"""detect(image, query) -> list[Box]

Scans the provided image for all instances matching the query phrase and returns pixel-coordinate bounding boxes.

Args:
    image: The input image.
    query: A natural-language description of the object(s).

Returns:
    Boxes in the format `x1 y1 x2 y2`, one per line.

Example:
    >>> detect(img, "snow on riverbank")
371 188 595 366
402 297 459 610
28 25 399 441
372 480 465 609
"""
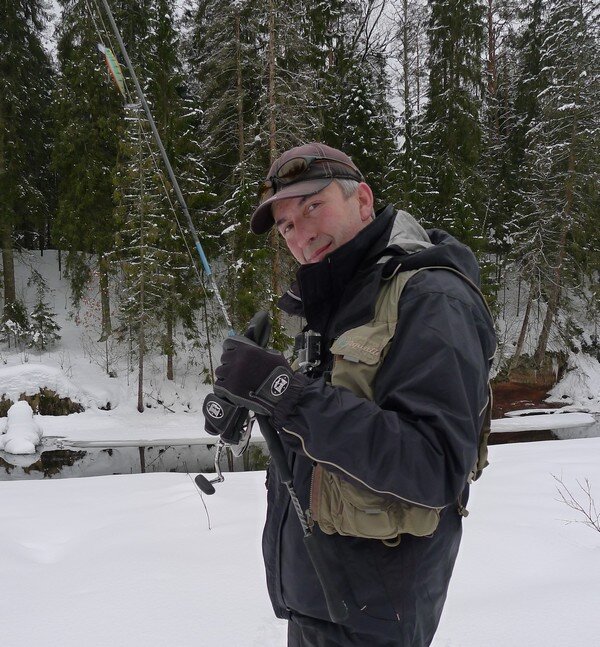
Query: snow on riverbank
1 437 600 646
0 362 111 409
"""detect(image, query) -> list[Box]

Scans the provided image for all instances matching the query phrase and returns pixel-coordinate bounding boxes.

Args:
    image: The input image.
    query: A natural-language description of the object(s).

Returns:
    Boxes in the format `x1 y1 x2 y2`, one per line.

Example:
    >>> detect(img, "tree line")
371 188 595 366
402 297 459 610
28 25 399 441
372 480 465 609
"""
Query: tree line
1 0 599 391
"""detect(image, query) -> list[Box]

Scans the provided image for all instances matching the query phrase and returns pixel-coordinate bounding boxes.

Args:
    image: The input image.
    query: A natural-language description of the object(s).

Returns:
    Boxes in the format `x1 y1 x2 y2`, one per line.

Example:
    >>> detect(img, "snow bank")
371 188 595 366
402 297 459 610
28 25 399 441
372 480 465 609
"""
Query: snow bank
547 352 600 412
0 363 105 409
0 401 43 454
1 438 600 646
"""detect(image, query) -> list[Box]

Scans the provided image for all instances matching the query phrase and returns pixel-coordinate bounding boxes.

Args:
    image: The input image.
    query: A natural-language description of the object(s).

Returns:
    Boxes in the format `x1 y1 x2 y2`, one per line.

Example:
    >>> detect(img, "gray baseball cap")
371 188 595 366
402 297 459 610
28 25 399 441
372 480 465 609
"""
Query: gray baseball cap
250 142 364 234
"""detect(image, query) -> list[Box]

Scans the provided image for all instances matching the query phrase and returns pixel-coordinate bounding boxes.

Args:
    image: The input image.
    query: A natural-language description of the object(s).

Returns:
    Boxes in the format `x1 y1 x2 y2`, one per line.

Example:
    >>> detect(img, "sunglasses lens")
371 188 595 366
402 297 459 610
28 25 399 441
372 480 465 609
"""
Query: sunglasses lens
259 182 274 204
277 157 310 181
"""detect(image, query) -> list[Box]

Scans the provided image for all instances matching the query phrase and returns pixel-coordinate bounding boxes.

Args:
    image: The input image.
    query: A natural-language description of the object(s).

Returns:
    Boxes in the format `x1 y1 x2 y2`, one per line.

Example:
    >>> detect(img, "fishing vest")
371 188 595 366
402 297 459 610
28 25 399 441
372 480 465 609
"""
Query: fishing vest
308 266 492 546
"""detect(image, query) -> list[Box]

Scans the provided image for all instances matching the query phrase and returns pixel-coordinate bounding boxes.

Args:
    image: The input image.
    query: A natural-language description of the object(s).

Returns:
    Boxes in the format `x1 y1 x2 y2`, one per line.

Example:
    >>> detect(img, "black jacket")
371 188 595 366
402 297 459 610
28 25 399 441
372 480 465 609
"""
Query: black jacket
264 206 496 645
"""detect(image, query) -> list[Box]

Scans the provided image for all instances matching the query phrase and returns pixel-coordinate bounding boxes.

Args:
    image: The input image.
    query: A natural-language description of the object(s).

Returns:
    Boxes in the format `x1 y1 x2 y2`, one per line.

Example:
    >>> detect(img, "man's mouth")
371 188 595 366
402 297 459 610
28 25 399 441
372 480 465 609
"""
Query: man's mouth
307 242 332 263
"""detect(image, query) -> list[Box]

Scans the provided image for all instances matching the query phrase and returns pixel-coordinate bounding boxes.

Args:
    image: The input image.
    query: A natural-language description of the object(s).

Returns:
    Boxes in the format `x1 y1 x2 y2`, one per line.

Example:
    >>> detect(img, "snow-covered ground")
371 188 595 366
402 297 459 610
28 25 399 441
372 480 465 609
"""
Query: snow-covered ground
2 251 600 644
1 437 600 646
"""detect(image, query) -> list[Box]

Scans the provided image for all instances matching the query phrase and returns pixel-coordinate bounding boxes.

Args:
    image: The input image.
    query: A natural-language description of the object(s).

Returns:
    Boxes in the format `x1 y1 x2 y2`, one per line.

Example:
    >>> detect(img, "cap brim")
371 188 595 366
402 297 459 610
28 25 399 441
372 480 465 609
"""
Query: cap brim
250 178 334 235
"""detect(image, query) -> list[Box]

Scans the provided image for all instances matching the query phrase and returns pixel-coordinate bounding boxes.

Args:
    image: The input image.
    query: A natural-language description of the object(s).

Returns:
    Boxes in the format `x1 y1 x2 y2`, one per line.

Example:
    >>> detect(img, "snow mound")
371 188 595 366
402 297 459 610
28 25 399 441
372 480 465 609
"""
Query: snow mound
547 352 600 412
0 363 106 410
0 401 43 454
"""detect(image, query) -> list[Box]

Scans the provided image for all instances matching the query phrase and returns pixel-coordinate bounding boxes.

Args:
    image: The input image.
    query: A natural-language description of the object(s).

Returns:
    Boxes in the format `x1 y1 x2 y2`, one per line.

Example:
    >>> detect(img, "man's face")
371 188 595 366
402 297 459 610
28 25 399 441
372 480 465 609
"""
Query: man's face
272 181 374 265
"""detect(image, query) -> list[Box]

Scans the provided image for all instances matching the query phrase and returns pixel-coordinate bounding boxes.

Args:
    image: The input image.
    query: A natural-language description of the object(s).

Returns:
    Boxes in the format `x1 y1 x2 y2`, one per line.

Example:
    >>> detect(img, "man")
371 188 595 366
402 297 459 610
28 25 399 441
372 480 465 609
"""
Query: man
211 143 496 646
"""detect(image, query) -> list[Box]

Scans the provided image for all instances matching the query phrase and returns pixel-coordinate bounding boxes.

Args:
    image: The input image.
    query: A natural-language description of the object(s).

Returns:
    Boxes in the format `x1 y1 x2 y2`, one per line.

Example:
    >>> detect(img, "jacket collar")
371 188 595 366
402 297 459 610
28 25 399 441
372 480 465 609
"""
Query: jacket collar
279 205 396 332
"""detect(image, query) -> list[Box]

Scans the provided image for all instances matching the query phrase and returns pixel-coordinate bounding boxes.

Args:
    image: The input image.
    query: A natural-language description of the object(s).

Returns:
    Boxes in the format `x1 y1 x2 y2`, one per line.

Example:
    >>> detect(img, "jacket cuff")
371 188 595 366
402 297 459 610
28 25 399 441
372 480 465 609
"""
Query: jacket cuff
271 372 310 431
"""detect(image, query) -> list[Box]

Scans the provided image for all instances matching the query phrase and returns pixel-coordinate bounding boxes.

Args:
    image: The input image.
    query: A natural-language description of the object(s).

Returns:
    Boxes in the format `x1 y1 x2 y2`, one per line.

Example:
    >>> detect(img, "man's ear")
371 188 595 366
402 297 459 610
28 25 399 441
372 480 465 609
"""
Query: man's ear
357 182 374 221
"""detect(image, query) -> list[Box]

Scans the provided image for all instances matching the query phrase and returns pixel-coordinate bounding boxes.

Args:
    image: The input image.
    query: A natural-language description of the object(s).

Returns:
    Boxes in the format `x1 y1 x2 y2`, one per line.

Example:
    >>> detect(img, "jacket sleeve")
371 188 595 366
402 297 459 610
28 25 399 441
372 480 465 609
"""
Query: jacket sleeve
272 276 495 508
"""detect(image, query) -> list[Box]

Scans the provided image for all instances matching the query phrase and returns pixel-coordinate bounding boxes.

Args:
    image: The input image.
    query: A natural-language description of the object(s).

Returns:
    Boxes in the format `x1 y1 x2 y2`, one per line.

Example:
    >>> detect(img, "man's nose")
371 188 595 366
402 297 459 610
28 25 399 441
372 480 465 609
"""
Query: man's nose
293 217 316 248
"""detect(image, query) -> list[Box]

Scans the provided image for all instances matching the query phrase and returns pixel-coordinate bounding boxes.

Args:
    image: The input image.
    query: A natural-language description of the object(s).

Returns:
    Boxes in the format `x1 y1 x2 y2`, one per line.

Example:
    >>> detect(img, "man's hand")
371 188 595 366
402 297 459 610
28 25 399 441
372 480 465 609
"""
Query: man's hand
214 336 293 416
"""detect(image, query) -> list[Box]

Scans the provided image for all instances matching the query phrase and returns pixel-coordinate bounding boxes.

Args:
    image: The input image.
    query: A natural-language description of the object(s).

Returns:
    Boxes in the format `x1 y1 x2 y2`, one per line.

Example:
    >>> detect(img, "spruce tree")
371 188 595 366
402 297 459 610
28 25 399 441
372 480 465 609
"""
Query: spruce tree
28 271 61 351
480 0 520 258
53 0 122 338
517 0 599 367
414 0 486 252
113 103 175 410
0 0 54 312
103 0 210 396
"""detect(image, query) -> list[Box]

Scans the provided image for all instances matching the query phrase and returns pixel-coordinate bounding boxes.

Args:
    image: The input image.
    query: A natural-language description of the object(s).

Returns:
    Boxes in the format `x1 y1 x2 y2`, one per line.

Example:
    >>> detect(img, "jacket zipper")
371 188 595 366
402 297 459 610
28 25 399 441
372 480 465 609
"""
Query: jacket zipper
276 450 295 612
282 426 445 513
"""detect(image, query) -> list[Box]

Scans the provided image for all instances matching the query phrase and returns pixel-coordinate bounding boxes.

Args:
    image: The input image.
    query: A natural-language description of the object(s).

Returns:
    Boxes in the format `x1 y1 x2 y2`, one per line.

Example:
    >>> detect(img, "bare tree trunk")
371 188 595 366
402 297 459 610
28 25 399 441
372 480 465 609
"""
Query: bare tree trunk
486 0 497 100
0 102 15 311
137 269 145 413
533 121 576 368
1 222 16 310
137 318 145 413
513 281 534 364
98 252 112 342
402 0 410 114
230 9 245 329
137 124 145 414
267 0 281 333
236 10 245 170
166 310 174 381
415 25 421 115
533 223 568 368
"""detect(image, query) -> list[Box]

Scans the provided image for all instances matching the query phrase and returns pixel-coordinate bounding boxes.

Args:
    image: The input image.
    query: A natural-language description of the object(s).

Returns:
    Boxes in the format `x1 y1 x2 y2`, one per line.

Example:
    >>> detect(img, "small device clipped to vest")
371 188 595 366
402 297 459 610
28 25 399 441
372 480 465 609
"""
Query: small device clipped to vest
295 330 322 374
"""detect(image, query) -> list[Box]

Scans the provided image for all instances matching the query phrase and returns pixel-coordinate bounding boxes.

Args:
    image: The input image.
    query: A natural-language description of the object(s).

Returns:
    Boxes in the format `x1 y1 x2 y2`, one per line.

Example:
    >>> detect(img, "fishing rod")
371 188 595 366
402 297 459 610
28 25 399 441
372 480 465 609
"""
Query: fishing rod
98 0 233 335
93 2 349 623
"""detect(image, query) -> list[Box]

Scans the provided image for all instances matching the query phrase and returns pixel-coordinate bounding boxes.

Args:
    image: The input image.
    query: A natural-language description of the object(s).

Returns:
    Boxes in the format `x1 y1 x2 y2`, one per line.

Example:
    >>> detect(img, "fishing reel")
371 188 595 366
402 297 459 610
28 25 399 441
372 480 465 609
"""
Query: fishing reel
195 311 271 496
195 394 256 494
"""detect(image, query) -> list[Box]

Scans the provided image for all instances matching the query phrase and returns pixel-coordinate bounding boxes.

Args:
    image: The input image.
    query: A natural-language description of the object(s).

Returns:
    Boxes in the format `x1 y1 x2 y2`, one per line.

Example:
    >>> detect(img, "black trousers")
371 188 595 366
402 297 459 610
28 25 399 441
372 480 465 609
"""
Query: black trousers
287 615 402 647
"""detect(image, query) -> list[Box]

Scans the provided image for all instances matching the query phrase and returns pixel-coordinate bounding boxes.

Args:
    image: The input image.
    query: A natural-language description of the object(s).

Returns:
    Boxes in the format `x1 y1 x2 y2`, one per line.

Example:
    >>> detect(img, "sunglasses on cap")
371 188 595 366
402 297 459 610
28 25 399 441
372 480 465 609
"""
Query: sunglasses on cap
258 155 363 204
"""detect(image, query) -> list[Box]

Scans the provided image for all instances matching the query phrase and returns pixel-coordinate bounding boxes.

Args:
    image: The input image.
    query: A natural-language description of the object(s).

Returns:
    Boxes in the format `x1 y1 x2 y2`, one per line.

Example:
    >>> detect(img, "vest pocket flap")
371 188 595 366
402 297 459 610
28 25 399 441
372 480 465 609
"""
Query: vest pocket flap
330 324 393 365
311 464 441 541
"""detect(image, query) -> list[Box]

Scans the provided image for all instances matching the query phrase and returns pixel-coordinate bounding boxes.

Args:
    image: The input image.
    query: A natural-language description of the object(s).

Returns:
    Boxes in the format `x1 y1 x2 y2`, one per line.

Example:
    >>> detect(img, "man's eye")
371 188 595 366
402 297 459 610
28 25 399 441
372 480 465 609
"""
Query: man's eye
282 223 293 235
307 202 320 213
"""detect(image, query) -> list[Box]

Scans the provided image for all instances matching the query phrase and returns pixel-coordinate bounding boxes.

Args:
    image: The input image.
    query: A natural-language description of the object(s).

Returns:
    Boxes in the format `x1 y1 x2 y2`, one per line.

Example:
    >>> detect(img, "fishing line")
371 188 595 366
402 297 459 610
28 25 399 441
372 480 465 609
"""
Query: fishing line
85 0 226 341
89 0 234 334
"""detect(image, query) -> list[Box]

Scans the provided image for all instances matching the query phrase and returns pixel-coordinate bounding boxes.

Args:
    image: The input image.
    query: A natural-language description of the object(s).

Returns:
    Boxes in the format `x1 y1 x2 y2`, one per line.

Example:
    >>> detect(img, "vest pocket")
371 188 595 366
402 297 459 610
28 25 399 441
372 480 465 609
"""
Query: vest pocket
330 323 393 400
310 464 441 542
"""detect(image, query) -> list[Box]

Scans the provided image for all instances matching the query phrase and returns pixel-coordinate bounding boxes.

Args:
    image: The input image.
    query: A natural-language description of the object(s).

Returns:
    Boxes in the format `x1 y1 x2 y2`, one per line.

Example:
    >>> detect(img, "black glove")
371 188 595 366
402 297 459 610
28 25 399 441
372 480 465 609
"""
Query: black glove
214 335 293 416
203 393 250 444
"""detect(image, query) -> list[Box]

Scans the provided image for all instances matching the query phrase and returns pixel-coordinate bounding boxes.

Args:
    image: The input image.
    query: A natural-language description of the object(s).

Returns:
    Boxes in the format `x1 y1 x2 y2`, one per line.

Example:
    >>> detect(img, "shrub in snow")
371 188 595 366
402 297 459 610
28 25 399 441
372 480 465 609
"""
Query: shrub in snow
0 401 43 455
0 300 31 349
28 299 61 350
27 269 61 350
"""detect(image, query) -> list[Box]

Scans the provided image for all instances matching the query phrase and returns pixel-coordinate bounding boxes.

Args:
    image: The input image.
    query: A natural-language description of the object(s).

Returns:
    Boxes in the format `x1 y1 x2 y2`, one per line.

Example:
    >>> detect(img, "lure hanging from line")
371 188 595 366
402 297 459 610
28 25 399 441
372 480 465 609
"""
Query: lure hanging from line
97 43 126 97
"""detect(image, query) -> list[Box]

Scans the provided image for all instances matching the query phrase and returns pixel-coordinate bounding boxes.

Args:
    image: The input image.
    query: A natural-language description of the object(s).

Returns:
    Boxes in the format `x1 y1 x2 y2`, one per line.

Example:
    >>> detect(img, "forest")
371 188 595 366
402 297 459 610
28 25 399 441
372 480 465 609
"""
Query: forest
1 0 599 395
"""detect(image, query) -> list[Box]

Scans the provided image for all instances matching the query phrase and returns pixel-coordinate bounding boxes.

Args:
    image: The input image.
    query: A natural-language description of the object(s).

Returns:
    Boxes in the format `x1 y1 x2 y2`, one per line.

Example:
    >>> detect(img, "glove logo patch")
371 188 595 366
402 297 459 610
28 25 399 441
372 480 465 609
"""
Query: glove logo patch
271 373 290 397
206 401 224 419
